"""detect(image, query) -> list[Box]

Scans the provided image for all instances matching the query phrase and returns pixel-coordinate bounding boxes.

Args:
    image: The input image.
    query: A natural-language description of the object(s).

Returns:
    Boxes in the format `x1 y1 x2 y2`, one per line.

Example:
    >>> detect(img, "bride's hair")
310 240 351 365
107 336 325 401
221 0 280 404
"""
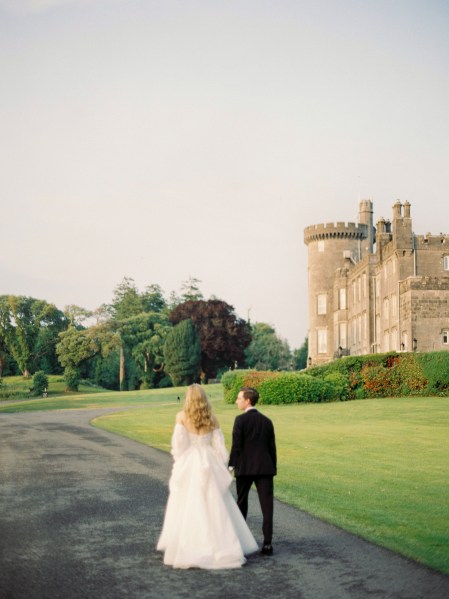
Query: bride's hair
184 384 214 430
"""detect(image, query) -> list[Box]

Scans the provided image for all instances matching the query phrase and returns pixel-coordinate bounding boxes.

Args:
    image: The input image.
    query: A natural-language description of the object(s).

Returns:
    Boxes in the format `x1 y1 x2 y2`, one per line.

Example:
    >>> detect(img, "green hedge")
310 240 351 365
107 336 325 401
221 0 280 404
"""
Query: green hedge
222 352 449 405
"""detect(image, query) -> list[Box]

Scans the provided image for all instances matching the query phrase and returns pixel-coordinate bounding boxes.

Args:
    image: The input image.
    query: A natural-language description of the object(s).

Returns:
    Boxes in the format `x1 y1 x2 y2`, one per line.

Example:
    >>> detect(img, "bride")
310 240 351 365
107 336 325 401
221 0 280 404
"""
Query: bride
157 384 258 569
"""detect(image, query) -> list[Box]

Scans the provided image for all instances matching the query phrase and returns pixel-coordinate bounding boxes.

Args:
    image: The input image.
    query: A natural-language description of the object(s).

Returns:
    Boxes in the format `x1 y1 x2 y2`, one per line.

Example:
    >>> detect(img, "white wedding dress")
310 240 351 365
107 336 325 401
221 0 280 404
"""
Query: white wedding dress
157 423 258 569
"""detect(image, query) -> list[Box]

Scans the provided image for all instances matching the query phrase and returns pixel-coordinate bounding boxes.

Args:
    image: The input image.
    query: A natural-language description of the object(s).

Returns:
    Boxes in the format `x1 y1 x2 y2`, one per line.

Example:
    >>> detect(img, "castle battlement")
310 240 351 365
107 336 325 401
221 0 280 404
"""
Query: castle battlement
304 222 368 245
415 235 449 248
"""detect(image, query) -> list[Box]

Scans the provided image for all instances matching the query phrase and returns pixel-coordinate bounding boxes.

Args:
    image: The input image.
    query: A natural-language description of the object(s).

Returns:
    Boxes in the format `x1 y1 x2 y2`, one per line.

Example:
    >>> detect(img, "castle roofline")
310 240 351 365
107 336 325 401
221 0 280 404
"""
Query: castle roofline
304 222 368 245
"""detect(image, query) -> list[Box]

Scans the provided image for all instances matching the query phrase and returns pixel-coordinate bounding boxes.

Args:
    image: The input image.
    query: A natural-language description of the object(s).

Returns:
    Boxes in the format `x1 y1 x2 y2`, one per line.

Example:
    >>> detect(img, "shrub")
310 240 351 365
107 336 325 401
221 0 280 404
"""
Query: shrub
258 373 333 404
323 372 351 401
64 366 81 391
222 370 280 403
32 371 48 396
417 352 449 394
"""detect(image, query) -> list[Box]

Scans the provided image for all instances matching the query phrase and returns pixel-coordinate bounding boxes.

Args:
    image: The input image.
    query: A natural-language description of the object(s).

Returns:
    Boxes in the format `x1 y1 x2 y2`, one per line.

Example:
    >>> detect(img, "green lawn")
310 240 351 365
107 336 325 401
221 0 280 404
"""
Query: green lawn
0 374 105 402
2 385 448 575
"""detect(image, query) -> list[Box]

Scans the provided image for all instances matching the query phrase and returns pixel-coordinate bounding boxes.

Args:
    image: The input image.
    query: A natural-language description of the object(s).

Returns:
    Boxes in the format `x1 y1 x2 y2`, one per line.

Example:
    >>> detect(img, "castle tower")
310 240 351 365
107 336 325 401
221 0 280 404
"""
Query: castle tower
358 199 374 255
304 211 368 365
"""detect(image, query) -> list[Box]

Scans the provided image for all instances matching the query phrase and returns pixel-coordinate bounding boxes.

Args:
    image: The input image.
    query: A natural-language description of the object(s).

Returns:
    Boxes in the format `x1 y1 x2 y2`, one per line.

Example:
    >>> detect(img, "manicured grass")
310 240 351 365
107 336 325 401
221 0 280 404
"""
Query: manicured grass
0 374 105 402
92 394 449 576
0 384 224 413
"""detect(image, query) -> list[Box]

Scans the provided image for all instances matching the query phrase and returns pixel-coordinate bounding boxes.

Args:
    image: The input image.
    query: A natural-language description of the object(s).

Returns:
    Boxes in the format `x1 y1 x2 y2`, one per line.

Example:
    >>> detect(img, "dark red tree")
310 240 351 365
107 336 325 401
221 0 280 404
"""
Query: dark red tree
169 299 251 380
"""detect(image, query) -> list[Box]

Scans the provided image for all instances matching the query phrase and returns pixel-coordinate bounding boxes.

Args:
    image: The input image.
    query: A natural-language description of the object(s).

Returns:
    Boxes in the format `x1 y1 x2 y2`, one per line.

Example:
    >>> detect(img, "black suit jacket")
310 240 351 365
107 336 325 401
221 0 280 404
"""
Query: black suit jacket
229 409 277 477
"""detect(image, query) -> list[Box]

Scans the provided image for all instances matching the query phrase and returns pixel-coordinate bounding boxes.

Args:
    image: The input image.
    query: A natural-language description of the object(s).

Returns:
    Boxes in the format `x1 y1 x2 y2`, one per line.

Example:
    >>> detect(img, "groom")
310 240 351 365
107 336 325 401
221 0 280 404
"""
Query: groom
229 387 277 555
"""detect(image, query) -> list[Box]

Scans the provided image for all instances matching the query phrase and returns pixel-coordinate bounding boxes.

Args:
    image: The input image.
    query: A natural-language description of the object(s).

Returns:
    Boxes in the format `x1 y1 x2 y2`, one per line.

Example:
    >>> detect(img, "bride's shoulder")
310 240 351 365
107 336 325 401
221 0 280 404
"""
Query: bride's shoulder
211 414 220 430
175 411 186 426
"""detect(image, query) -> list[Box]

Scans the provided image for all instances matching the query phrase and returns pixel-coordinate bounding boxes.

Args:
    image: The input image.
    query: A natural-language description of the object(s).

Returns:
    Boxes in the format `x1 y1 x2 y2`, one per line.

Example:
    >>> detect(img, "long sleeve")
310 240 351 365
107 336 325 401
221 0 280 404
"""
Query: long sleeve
170 423 189 461
211 428 228 464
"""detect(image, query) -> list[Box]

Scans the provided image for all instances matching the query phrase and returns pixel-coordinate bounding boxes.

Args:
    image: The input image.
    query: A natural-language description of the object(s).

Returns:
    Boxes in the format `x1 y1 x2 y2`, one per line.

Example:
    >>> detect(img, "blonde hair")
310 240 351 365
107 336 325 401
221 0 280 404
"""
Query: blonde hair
184 384 215 431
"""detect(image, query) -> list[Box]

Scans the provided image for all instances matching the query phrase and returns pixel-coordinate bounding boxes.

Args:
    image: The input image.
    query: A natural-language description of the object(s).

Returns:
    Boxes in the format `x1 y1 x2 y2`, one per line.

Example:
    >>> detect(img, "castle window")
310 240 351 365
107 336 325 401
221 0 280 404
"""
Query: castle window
443 330 449 345
383 298 389 320
391 294 397 318
317 294 327 315
362 273 367 299
363 312 367 340
352 281 356 303
339 288 346 310
339 323 347 348
357 277 361 302
317 329 327 353
444 255 449 271
318 240 325 252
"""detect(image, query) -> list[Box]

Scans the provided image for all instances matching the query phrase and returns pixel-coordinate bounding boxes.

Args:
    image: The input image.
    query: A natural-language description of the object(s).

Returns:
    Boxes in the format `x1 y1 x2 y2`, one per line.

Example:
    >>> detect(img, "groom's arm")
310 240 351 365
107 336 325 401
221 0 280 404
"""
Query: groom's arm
228 416 242 470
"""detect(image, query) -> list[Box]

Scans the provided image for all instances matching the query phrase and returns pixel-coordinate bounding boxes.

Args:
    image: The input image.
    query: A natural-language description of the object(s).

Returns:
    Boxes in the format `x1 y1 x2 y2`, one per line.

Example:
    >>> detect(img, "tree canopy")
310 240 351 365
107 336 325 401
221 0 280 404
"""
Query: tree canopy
245 322 291 371
163 319 201 386
0 295 68 376
170 299 251 380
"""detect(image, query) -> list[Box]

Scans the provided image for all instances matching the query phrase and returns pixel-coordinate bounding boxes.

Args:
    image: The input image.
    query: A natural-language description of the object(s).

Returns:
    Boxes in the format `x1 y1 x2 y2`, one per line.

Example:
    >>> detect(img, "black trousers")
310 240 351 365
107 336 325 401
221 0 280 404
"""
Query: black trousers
236 475 274 545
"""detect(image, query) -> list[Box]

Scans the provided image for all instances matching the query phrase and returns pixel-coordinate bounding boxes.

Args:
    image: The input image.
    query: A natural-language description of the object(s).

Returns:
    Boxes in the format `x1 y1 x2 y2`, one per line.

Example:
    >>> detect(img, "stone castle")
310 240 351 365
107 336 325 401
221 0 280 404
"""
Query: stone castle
304 200 449 366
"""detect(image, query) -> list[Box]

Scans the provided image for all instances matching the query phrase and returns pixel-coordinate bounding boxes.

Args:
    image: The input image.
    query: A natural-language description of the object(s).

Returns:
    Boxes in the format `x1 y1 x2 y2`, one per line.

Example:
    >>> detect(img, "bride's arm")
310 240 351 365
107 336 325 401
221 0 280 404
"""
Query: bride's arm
211 427 229 464
171 413 189 460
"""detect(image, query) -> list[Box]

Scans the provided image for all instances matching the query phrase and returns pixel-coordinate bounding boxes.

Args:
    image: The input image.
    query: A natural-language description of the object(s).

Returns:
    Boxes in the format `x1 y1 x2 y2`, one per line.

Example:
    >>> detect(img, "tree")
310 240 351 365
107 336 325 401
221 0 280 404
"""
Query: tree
293 337 308 370
56 324 119 390
164 319 201 386
169 299 251 380
141 284 167 313
245 323 291 371
0 295 68 376
180 277 204 302
110 277 144 320
116 312 172 389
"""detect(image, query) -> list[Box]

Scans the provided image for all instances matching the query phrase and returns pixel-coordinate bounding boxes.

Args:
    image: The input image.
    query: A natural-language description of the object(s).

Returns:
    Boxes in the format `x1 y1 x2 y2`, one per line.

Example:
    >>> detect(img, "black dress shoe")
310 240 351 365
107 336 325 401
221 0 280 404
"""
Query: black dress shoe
260 544 273 555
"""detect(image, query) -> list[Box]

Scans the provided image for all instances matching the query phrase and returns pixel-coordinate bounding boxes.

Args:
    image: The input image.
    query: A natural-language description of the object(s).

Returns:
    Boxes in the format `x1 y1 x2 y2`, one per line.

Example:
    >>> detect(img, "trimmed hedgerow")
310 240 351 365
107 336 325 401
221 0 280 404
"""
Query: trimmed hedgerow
417 351 449 394
222 370 281 404
258 373 332 404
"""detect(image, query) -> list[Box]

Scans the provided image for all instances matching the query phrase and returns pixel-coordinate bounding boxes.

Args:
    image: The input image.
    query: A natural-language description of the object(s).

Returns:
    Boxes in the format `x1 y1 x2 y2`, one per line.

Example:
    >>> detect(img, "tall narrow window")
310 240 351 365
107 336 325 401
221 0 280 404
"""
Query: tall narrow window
444 256 449 271
339 288 346 310
318 240 325 252
317 329 327 353
443 330 449 345
339 323 347 348
317 294 327 315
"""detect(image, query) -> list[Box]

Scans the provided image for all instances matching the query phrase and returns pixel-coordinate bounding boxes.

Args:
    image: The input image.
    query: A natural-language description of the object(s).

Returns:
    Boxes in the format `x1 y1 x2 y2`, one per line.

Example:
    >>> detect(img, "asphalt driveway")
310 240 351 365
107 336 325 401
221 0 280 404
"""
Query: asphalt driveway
0 409 448 599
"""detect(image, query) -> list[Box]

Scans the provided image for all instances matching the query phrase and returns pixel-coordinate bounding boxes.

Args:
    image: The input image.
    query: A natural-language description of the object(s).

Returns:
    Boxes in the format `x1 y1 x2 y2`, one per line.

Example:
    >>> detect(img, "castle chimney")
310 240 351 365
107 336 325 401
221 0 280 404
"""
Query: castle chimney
393 200 402 220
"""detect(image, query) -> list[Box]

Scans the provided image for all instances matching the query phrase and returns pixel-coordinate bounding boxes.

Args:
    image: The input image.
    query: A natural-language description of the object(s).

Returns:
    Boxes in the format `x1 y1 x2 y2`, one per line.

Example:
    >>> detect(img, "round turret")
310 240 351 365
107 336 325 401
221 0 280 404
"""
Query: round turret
304 221 368 365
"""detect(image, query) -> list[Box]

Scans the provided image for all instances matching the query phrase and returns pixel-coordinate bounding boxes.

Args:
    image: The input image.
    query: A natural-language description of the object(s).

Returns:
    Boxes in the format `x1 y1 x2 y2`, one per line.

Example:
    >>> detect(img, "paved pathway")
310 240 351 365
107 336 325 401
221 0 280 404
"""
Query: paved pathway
1 409 448 599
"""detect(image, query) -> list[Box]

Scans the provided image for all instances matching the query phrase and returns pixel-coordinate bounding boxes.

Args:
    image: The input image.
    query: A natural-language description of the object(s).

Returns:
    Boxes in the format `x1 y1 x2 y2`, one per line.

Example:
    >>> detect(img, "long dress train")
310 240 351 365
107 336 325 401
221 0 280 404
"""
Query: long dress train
156 423 258 569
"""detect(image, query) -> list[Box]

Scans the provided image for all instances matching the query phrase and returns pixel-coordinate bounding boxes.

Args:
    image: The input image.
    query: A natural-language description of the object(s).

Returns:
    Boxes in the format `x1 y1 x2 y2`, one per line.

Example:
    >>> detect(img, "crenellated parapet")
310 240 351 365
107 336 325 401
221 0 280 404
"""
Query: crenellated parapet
304 222 368 245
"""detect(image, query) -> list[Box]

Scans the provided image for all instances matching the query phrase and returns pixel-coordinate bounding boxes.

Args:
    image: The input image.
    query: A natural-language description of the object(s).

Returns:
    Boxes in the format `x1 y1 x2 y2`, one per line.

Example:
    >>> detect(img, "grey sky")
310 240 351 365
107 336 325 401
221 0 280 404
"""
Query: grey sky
1 0 449 349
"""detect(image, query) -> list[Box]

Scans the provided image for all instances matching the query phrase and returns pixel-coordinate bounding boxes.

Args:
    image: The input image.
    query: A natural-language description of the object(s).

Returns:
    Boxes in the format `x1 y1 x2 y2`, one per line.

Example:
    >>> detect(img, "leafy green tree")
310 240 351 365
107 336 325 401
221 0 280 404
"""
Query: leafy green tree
169 299 251 381
164 319 201 386
0 295 68 376
110 277 144 320
180 277 204 302
245 322 291 371
293 337 308 370
141 284 167 313
56 324 119 390
117 312 171 389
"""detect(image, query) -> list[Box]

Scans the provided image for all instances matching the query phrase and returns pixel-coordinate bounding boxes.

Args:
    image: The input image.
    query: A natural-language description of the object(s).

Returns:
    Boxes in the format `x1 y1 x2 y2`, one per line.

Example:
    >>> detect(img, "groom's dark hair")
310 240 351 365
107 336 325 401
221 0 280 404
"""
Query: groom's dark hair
240 387 259 406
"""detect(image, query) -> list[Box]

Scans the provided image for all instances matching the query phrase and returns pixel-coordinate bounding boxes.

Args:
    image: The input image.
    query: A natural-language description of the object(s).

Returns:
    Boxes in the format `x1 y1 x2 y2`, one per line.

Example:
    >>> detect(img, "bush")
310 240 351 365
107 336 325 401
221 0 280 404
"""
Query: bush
32 371 48 396
258 373 333 404
323 372 351 401
417 352 449 394
64 366 81 391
